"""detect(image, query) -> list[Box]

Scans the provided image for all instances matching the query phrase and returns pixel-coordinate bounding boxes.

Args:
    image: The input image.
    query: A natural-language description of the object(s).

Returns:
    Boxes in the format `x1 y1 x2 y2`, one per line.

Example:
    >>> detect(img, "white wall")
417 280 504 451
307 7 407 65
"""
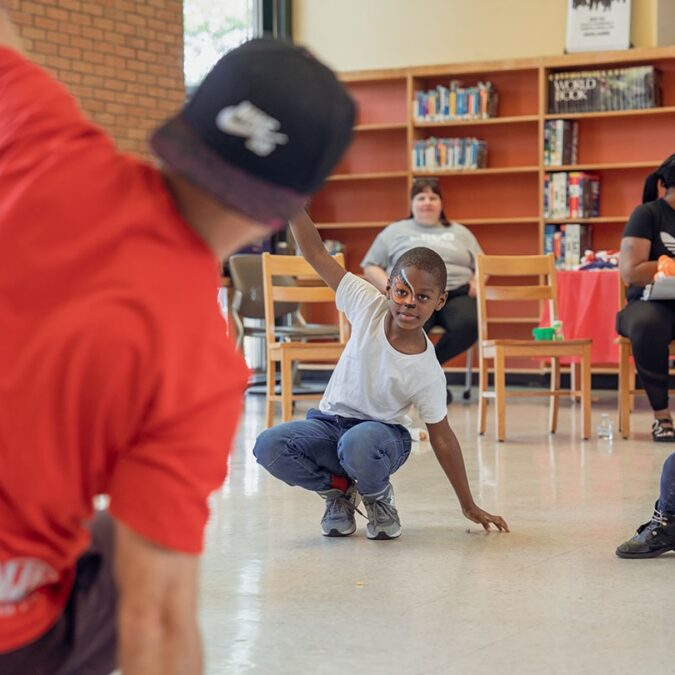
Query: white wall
294 0 661 72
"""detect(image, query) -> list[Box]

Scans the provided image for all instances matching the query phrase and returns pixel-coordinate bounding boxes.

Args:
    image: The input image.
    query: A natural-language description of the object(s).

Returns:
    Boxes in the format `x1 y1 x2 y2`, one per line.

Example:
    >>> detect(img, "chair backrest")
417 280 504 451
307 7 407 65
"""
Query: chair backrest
261 253 349 346
229 254 297 320
475 253 558 342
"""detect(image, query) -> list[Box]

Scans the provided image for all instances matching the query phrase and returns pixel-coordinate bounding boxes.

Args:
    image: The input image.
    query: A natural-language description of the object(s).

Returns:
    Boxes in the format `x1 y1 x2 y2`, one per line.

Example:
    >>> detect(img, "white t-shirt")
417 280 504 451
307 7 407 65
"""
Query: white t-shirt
319 273 448 427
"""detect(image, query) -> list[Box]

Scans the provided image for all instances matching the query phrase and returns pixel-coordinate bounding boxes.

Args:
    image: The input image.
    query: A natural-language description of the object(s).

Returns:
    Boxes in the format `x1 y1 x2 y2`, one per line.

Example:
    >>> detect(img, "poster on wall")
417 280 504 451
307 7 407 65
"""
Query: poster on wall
566 0 632 53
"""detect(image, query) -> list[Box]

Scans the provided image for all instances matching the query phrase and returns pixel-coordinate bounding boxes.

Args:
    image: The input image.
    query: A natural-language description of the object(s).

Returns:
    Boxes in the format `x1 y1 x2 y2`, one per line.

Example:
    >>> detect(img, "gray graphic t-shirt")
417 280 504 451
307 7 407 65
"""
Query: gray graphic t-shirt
360 219 483 291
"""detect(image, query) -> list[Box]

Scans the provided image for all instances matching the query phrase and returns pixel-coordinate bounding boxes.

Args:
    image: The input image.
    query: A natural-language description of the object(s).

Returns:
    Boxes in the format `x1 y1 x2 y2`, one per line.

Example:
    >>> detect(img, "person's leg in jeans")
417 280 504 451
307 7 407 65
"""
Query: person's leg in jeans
616 453 675 558
337 421 411 540
253 411 345 491
617 299 675 439
658 453 675 514
253 410 359 536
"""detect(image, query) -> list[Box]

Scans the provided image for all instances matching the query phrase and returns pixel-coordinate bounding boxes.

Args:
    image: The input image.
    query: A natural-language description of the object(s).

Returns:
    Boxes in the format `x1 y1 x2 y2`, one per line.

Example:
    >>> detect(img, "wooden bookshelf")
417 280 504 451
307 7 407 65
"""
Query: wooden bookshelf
307 46 675 373
414 166 539 177
353 122 408 131
544 105 675 120
551 161 664 172
413 114 539 128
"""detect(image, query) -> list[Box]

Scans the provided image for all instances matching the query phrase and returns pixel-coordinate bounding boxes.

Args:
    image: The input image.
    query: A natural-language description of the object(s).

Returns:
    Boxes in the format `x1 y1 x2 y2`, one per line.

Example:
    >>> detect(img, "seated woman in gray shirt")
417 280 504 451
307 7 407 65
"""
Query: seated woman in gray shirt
361 178 483 404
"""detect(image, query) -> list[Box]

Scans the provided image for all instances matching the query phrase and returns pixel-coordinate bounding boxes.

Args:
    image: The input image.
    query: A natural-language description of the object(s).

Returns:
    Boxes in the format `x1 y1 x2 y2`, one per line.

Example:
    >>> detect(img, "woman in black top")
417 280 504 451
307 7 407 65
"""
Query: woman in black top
617 154 675 441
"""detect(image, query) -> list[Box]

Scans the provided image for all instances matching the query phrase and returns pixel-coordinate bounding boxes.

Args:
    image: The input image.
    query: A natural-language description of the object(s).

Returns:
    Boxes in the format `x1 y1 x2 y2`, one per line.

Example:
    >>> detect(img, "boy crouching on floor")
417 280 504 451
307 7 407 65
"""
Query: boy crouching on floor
253 210 508 540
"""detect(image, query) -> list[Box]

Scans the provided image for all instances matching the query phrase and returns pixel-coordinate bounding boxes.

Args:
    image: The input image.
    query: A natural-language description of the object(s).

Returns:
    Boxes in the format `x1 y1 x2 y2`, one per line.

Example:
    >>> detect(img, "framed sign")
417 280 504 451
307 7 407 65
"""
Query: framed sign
566 0 632 53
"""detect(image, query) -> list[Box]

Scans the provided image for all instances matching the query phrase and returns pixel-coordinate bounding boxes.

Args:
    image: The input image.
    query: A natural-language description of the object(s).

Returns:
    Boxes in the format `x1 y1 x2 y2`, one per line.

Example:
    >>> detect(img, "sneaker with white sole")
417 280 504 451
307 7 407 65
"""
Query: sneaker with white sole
318 484 360 537
362 483 401 540
616 501 675 558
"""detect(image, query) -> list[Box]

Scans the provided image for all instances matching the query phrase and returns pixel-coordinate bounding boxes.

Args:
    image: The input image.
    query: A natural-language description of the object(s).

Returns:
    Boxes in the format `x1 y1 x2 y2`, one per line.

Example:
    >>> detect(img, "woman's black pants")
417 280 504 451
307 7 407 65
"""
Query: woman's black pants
616 299 675 412
424 284 478 368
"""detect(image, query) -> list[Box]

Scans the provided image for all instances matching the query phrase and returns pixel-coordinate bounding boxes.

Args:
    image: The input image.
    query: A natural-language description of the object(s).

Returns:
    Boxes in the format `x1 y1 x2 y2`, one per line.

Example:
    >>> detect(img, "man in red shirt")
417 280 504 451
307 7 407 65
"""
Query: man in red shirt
0 7 355 674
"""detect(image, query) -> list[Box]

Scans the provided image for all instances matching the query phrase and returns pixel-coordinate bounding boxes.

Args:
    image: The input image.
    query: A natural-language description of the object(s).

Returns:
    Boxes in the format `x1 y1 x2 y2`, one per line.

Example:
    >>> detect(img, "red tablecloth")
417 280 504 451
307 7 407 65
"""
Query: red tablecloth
541 269 620 364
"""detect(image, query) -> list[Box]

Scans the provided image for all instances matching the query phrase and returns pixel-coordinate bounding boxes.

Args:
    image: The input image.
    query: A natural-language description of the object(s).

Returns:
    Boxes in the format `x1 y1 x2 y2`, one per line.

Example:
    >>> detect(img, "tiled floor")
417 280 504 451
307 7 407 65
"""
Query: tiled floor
199 391 674 674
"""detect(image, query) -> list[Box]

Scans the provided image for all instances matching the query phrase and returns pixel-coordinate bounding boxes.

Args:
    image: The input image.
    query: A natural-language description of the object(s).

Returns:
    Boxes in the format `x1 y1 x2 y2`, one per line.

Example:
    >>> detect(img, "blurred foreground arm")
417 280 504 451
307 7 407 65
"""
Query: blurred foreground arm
115 520 202 675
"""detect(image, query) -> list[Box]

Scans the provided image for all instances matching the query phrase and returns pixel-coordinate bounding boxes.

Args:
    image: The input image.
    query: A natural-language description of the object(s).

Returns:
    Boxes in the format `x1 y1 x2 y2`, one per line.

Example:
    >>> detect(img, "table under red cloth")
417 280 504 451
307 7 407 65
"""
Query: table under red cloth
540 269 620 364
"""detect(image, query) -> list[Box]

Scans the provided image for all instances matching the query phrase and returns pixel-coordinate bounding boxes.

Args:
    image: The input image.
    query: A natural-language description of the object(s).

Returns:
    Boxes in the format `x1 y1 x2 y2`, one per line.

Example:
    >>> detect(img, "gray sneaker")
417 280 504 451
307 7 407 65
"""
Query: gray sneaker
318 484 360 537
362 483 401 540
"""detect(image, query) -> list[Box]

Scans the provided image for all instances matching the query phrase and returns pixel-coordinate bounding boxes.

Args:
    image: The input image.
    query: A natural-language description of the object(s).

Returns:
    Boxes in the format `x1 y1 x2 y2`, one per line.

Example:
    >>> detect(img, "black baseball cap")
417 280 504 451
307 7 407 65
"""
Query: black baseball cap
150 38 356 229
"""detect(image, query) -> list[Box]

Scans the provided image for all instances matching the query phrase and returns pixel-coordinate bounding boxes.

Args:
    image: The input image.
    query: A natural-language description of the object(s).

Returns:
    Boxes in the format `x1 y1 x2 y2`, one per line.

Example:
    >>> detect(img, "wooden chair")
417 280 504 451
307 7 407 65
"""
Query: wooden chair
476 253 592 441
262 253 348 427
229 254 341 351
616 281 675 439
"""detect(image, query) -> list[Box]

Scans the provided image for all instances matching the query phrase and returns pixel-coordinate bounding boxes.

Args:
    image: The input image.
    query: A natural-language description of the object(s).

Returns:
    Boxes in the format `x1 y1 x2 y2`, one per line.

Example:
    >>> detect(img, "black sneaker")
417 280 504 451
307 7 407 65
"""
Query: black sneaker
616 502 675 559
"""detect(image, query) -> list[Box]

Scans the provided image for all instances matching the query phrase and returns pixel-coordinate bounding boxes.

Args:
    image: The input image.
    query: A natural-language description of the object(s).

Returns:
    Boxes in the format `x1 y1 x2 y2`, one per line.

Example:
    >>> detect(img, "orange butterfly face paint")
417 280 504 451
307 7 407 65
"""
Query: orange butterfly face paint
390 269 416 307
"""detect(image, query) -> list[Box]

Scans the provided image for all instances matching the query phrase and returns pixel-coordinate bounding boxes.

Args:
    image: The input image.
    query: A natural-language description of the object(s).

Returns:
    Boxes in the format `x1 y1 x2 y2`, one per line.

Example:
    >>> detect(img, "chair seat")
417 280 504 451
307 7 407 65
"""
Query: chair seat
268 341 344 361
275 323 340 338
616 335 675 355
482 338 592 357
242 324 340 339
483 338 591 348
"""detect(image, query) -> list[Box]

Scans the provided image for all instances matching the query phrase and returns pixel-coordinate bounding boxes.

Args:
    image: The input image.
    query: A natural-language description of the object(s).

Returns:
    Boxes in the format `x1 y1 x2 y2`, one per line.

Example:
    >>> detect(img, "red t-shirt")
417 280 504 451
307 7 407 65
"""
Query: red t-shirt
0 49 249 651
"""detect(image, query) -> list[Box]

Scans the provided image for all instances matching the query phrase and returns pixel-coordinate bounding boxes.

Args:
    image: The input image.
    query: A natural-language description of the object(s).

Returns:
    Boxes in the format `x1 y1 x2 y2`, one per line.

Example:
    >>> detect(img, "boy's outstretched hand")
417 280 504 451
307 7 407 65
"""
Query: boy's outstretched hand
463 504 510 532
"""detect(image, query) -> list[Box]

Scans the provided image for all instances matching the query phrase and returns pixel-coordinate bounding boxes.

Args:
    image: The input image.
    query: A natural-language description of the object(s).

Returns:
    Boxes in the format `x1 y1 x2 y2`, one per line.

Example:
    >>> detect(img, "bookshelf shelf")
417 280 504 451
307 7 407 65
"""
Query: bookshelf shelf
353 123 408 132
461 217 540 225
548 161 660 172
326 171 408 182
414 166 539 177
413 114 539 128
544 105 675 121
544 216 628 224
306 46 675 374
316 221 386 230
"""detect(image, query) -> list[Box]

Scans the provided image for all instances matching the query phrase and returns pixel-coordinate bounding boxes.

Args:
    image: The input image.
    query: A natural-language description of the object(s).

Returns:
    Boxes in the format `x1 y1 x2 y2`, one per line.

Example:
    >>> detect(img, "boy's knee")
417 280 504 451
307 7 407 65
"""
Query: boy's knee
253 428 288 469
339 423 384 468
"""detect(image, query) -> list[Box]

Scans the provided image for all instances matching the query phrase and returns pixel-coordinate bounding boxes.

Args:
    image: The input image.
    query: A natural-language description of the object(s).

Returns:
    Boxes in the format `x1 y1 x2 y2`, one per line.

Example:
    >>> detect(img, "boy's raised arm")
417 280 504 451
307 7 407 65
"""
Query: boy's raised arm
289 209 346 292
426 418 509 532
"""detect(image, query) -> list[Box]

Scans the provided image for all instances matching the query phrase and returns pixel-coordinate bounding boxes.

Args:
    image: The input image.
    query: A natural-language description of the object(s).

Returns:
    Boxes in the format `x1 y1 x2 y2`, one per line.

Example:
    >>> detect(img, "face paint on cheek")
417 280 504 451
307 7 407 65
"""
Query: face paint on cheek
390 278 410 306
400 269 416 299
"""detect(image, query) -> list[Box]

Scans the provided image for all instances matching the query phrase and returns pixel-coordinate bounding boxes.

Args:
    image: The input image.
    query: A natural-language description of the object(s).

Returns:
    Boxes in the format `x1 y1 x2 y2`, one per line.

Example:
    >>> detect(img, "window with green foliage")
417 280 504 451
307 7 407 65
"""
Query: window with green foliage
184 0 260 89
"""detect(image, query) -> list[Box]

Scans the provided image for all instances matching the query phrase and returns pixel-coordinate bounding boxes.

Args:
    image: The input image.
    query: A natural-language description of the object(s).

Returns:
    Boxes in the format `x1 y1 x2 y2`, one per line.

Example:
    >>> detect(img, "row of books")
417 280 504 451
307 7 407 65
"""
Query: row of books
548 66 662 114
412 137 488 171
544 172 600 219
413 81 498 122
544 223 593 269
544 120 578 167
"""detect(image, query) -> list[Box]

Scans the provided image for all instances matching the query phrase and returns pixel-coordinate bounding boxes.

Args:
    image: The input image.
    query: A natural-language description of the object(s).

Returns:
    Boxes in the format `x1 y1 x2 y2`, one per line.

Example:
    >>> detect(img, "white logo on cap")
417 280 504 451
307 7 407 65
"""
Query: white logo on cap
216 101 289 157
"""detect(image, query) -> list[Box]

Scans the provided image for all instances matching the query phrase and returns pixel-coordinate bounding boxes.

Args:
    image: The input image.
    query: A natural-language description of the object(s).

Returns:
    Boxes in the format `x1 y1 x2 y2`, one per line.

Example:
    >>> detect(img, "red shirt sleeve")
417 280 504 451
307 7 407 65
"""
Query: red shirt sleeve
108 389 244 555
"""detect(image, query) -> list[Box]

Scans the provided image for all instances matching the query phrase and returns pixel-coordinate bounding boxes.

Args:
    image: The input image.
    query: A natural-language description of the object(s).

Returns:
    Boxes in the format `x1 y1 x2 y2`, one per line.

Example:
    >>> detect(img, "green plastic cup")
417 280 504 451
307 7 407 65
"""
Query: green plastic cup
532 327 556 341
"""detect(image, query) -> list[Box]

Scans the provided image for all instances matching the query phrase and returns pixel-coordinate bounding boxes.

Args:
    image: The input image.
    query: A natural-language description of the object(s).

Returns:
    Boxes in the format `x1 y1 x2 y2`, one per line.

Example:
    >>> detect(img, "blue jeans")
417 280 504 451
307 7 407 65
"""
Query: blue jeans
253 409 412 496
659 453 675 513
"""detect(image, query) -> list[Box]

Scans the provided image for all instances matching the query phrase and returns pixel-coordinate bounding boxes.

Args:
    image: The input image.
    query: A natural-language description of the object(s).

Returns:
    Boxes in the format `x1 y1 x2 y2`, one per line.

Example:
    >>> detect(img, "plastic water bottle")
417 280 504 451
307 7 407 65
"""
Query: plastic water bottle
597 414 614 440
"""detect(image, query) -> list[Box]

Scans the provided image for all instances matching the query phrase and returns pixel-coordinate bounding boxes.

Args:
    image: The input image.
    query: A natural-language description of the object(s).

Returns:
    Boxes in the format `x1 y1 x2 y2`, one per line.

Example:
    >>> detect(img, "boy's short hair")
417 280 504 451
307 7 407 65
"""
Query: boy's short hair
390 247 447 292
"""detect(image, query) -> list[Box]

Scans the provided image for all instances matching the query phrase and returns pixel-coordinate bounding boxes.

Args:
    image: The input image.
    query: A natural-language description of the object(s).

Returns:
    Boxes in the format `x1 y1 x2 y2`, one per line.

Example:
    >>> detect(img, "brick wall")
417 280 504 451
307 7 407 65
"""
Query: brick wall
6 0 185 158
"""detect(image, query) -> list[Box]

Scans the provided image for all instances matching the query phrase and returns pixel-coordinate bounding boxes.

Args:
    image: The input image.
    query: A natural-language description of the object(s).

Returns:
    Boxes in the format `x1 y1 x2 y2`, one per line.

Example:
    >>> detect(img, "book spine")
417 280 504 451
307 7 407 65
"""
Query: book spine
568 172 580 219
544 224 557 256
